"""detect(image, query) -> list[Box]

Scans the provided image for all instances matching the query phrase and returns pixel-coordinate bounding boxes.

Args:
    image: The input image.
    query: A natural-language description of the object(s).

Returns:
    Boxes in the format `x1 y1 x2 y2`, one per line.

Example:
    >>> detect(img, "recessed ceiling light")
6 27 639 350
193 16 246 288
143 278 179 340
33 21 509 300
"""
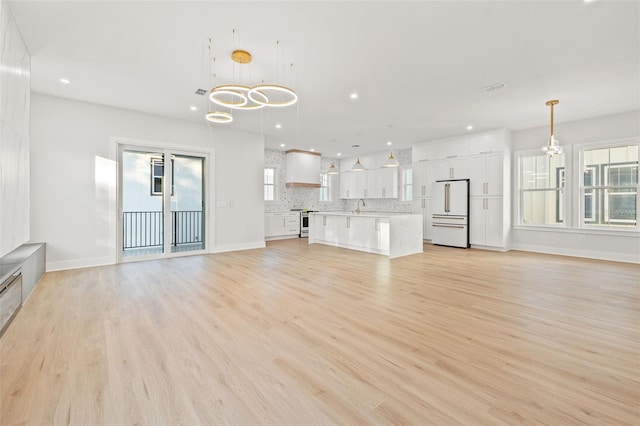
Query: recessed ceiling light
349 92 358 100
280 143 285 147
59 78 70 84
387 141 392 146
190 106 198 111
466 125 473 130
337 153 342 156
310 148 315 152
275 123 282 129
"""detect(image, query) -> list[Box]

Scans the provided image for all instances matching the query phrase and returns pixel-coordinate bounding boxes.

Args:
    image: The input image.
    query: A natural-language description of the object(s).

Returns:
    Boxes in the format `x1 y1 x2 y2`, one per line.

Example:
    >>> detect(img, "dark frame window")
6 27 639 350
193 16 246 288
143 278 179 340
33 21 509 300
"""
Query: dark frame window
150 157 174 196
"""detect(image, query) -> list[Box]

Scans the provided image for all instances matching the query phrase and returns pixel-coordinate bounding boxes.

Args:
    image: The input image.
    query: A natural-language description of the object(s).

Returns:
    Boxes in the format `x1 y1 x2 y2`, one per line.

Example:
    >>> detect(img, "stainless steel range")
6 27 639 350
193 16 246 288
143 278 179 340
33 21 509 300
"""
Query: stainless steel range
291 209 316 238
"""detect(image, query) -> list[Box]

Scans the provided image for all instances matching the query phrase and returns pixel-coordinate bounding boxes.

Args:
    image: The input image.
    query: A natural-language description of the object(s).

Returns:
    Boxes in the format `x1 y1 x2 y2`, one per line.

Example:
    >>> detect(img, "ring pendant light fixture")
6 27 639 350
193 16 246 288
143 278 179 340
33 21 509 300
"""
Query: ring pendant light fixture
205 34 298 124
541 99 563 156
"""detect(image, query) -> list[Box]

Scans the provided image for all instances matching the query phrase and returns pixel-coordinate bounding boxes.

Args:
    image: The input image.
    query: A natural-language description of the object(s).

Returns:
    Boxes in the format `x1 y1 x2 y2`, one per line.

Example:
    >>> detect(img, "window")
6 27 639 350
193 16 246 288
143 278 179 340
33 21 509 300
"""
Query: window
319 173 331 202
401 165 413 201
519 152 565 225
581 145 638 227
264 167 276 201
150 157 174 196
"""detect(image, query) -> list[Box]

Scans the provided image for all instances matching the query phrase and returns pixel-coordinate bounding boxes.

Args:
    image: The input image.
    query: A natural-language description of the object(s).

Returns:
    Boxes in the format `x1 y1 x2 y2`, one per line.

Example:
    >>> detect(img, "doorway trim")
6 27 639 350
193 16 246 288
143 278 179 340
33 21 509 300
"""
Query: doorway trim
113 137 214 264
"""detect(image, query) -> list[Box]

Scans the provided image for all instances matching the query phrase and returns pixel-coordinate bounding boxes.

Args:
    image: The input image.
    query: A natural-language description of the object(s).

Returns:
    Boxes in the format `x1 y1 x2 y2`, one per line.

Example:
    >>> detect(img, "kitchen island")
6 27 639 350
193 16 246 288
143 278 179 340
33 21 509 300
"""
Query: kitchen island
309 212 423 258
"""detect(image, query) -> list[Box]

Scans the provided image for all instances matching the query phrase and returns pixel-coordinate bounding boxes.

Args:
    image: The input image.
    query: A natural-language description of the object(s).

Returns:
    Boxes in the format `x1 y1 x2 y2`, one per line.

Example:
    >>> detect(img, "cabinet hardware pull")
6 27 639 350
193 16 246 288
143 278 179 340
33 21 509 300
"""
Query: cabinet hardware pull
446 155 457 159
432 215 464 220
375 219 380 231
323 216 326 226
433 224 465 229
480 150 492 154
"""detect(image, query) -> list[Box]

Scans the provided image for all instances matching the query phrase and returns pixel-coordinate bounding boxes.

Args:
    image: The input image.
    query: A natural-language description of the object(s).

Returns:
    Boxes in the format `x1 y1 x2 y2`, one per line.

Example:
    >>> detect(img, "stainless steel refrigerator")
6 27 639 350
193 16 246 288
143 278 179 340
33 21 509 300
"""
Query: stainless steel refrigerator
431 179 470 248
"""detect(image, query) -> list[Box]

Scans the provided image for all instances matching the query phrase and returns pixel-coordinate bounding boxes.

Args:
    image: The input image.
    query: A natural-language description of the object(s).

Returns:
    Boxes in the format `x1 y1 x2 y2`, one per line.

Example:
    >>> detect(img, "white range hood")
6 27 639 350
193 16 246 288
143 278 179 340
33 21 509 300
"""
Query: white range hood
285 149 321 188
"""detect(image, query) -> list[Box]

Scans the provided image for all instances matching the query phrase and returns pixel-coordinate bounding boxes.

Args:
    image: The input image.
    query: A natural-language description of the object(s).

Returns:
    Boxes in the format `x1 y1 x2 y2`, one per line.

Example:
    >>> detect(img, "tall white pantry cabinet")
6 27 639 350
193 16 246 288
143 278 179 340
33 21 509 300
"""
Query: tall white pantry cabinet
412 128 511 250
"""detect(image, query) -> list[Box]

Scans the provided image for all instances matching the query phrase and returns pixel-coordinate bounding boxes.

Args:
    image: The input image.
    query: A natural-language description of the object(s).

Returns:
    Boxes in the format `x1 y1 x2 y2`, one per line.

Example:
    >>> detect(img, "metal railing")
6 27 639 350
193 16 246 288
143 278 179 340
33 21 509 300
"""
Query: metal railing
123 211 203 250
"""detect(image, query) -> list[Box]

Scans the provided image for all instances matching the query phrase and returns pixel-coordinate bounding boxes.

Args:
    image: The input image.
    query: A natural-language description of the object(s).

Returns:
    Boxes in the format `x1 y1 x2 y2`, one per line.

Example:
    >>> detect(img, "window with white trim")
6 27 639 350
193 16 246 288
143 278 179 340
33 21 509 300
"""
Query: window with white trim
581 145 638 228
519 152 566 225
264 167 277 201
401 165 413 201
319 173 331 202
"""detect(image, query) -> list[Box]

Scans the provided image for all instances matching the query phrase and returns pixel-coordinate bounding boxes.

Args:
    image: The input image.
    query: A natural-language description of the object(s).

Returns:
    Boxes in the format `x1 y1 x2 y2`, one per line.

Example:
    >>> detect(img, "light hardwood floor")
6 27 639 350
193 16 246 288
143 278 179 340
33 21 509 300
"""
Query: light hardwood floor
1 240 638 425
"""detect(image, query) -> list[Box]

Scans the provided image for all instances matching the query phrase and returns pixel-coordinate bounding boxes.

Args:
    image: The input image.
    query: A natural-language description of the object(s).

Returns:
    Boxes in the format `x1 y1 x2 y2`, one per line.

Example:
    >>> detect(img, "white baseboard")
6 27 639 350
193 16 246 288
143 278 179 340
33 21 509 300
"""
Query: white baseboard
511 243 639 264
47 256 116 272
210 241 266 253
45 242 267 271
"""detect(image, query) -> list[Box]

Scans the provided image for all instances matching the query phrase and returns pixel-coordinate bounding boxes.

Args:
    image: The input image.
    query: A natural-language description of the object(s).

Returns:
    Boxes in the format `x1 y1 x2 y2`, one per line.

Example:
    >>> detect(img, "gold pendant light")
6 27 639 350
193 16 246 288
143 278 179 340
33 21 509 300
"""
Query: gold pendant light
351 157 365 172
327 161 339 175
382 151 400 168
541 99 563 156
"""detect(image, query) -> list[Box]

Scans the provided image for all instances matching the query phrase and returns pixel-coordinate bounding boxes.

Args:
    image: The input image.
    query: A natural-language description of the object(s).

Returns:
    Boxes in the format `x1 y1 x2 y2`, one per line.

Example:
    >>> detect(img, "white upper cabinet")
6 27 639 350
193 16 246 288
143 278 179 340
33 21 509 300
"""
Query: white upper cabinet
412 144 436 162
339 152 399 199
435 139 469 160
435 156 470 180
340 171 354 199
470 153 504 196
377 168 398 199
467 128 510 155
413 160 436 198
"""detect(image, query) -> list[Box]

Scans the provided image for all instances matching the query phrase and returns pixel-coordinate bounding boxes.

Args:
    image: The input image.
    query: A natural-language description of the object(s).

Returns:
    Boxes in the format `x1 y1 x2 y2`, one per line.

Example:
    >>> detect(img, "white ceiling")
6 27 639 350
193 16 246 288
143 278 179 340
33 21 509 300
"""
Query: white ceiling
8 0 640 157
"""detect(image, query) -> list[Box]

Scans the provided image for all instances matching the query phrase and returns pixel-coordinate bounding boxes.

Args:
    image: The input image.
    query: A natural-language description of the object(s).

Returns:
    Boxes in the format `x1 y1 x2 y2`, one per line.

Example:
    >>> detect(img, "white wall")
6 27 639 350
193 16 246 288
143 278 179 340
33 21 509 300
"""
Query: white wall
30 93 265 271
511 110 640 263
0 0 30 257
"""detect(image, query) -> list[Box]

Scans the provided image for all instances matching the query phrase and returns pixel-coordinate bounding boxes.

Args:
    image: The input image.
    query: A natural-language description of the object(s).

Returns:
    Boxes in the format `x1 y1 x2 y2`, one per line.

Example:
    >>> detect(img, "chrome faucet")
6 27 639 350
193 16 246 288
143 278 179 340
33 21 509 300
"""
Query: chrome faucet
356 198 366 214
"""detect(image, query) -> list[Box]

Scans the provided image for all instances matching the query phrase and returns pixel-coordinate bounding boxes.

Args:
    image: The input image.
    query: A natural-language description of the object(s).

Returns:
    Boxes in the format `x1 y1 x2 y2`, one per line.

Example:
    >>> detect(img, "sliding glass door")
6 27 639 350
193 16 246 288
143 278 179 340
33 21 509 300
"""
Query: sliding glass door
119 145 206 261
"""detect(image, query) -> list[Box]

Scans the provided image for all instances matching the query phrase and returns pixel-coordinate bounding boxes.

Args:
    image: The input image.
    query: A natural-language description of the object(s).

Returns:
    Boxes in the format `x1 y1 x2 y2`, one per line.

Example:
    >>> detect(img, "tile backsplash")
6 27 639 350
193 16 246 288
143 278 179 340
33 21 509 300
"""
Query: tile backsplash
264 148 412 213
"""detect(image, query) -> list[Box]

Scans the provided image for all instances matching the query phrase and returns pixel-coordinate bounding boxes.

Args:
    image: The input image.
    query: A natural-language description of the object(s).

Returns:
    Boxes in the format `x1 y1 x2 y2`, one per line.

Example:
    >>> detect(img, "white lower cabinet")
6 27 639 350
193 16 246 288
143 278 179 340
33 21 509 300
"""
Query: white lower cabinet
412 198 433 241
265 212 300 238
347 216 389 252
310 213 422 258
470 197 504 248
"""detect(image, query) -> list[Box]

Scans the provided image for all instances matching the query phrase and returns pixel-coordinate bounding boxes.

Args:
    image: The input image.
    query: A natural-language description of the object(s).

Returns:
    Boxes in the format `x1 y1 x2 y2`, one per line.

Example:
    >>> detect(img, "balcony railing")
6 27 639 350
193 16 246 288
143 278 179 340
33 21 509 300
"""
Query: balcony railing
123 211 203 250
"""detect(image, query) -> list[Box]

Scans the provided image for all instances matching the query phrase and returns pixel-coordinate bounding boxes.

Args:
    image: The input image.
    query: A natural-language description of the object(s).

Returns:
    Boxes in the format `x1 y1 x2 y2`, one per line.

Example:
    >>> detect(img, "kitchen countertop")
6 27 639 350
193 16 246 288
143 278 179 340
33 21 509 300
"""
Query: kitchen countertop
311 211 418 218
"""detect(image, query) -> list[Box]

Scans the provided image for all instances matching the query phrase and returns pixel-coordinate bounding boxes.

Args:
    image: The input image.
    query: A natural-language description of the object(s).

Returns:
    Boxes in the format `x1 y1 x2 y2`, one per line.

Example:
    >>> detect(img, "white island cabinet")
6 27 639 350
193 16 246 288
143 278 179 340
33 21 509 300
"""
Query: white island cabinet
309 212 423 258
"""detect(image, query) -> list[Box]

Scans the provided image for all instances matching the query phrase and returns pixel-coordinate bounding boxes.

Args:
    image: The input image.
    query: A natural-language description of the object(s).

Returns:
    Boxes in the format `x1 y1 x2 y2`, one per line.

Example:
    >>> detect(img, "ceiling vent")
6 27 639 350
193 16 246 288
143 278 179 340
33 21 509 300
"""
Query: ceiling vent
194 88 207 96
482 82 507 92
